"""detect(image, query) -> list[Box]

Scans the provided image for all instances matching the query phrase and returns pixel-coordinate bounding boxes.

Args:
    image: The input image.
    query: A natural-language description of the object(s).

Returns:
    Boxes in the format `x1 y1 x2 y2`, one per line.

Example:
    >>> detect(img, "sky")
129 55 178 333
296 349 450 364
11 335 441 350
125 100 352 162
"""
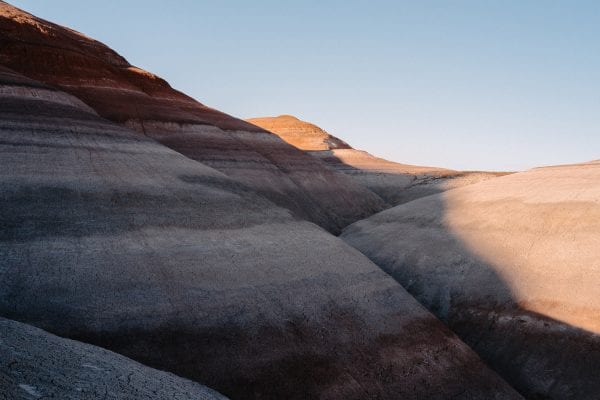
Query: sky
11 0 600 171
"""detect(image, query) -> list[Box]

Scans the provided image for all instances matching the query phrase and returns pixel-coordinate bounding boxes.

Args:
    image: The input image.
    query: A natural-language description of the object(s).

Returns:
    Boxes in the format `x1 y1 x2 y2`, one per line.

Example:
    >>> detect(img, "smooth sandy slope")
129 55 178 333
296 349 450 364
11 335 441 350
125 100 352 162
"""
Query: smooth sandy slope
342 161 600 399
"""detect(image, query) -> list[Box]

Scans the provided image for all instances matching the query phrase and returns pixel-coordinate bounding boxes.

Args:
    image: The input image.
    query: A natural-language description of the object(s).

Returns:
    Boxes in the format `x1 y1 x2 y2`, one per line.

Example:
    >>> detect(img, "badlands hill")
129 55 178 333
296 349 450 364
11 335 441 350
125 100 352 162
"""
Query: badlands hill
0 63 521 400
0 318 228 400
249 115 507 205
342 161 600 399
247 115 352 150
0 1 385 234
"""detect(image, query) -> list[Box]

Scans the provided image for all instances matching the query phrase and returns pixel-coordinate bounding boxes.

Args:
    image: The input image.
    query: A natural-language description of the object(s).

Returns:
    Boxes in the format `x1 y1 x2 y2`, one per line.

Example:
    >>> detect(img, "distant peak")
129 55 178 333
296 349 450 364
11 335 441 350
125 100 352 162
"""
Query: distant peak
246 115 352 151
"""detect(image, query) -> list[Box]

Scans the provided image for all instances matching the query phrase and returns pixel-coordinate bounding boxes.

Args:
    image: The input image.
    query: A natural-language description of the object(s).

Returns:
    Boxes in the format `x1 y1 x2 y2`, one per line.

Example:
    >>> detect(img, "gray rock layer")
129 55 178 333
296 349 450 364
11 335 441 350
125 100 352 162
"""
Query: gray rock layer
0 68 523 399
342 162 600 399
0 318 228 400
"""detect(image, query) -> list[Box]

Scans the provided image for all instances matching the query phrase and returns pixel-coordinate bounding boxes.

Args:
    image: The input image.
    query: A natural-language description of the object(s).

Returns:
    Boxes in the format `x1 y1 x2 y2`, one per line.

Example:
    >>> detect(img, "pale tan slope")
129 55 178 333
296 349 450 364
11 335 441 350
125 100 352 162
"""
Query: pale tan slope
0 318 228 400
342 161 600 400
249 115 507 205
0 68 521 400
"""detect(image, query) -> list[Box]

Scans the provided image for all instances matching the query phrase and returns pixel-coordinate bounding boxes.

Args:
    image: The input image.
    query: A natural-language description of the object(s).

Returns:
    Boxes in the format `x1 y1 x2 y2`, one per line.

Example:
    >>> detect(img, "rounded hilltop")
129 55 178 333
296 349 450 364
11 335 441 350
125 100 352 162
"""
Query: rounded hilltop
247 115 352 151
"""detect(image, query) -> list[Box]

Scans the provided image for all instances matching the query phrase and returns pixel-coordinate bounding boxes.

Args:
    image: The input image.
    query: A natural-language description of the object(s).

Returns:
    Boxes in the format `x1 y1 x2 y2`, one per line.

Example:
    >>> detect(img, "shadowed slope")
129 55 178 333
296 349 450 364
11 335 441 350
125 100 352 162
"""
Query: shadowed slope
313 149 508 205
342 162 600 399
0 318 228 400
248 115 507 206
0 1 385 234
0 68 521 399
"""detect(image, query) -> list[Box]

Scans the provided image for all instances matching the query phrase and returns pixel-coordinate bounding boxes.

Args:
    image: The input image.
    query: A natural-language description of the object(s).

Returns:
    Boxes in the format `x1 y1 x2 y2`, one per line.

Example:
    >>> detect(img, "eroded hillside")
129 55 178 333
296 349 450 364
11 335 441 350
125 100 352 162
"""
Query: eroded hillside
342 161 600 399
248 115 507 206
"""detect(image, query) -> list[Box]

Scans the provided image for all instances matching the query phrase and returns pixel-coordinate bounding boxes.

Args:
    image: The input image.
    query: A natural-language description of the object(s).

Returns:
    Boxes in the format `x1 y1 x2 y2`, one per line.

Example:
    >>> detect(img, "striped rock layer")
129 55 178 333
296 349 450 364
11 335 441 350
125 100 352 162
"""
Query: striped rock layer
246 115 351 151
0 66 521 399
248 115 506 206
0 1 385 234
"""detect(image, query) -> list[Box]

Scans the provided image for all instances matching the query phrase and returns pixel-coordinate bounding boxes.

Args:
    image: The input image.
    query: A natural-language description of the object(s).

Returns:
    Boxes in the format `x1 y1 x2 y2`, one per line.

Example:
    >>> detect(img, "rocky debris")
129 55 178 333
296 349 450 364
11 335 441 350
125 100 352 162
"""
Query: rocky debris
249 116 507 206
0 318 228 400
0 1 386 234
0 66 522 399
342 161 600 399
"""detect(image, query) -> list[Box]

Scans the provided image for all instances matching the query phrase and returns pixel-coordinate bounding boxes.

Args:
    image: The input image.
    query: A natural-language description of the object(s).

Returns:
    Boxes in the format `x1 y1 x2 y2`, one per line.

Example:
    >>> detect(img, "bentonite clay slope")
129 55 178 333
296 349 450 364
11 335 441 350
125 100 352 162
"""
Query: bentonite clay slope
246 115 351 151
0 69 522 400
312 149 508 205
0 2 385 234
0 318 228 400
248 115 507 205
342 162 600 399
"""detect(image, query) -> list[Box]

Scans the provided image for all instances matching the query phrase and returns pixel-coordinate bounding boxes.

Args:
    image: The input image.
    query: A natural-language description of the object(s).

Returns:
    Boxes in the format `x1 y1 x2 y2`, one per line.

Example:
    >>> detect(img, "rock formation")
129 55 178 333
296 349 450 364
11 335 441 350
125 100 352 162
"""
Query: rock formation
0 65 521 399
249 115 507 205
342 161 600 399
0 1 385 234
0 318 228 400
247 115 351 151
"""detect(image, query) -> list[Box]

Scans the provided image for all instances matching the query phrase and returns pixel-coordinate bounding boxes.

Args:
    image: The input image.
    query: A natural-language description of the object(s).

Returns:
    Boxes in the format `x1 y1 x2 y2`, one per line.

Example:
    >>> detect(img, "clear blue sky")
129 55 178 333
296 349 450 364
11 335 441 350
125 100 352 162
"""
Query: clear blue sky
11 1 600 171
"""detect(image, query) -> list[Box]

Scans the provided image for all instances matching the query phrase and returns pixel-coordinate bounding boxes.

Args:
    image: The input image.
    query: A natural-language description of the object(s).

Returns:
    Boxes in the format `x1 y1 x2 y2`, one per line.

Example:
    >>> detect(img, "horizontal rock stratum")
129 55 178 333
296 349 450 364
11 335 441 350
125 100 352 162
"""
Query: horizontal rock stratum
342 161 600 399
248 115 507 206
0 61 522 400
0 1 385 234
246 115 352 151
0 318 228 400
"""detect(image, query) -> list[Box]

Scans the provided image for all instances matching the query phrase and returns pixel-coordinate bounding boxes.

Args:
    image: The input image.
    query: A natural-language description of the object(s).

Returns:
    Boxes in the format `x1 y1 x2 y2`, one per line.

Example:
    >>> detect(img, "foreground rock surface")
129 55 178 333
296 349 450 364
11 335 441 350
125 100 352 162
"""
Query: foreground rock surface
0 318 228 400
0 2 386 234
342 161 600 399
249 115 506 206
0 67 522 399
